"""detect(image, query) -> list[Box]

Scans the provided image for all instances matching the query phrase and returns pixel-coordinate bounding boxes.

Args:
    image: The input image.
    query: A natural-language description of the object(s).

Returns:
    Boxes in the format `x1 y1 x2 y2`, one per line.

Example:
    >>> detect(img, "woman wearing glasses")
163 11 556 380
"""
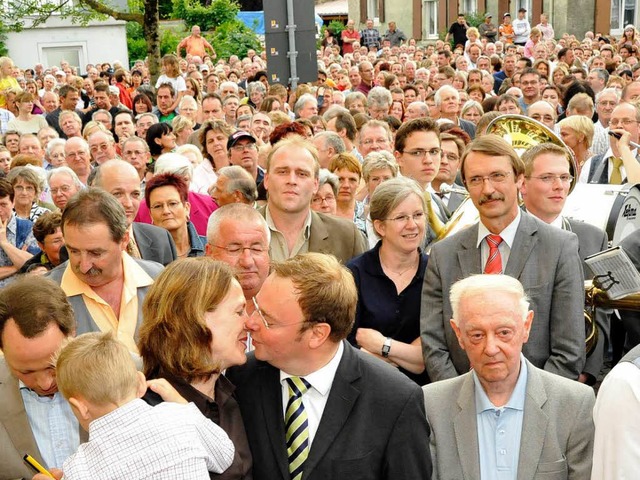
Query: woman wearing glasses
139 257 253 480
346 177 429 384
146 172 206 258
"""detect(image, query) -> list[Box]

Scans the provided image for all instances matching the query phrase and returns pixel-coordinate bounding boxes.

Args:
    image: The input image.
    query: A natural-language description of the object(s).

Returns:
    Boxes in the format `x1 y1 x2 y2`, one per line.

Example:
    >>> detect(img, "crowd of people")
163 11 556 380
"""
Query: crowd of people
2 10 640 479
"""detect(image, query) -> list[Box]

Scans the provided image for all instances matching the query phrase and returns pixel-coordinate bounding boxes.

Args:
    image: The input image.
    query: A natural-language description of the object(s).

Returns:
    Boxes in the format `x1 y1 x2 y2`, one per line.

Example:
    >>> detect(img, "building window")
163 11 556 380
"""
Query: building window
611 0 637 33
42 46 83 70
459 0 476 15
424 0 438 39
515 0 532 16
367 0 377 19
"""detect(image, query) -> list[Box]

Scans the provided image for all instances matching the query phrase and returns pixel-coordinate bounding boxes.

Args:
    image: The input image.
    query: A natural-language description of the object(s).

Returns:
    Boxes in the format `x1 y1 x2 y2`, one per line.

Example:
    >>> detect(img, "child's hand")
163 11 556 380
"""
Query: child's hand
32 468 63 479
147 378 188 404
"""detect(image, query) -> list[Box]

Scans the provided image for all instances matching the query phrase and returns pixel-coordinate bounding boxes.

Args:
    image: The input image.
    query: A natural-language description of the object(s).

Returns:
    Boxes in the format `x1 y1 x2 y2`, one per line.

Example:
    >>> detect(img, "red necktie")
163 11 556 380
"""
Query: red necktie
484 234 503 274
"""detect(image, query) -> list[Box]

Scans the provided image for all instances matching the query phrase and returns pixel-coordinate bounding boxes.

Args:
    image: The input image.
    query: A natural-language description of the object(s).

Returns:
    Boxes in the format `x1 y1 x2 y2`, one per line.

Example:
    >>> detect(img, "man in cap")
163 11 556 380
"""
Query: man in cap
478 14 498 43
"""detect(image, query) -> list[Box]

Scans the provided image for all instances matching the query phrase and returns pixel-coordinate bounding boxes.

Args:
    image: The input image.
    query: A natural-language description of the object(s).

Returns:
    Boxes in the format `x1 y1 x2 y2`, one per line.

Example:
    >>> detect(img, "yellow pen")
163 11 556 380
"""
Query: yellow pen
23 454 55 478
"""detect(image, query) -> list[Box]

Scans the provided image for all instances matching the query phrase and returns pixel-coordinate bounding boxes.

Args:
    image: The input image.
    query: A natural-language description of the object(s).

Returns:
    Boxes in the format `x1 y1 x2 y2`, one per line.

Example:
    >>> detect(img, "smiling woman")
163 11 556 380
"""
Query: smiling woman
346 177 429 385
139 257 253 480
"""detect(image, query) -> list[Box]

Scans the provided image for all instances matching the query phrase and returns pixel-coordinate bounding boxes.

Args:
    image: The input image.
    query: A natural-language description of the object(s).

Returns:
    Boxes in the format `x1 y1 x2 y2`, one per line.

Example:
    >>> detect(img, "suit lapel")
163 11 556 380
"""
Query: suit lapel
504 213 538 278
517 362 549 480
303 342 361 478
259 364 290 480
0 363 46 466
132 224 159 260
457 224 482 276
453 374 481 480
308 211 329 254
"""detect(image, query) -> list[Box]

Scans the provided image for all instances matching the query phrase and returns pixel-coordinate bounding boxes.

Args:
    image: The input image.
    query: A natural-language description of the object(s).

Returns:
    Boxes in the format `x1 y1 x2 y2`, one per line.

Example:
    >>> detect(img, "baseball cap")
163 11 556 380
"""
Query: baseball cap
503 12 511 18
518 7 527 12
227 131 256 150
485 13 492 19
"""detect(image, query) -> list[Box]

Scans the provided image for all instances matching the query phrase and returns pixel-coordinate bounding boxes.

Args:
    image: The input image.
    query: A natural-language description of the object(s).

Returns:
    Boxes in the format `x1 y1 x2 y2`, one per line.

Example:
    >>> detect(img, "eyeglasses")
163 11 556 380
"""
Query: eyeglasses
466 171 512 188
528 174 574 184
251 297 308 330
90 143 111 152
14 185 35 193
211 244 267 257
609 119 639 127
50 185 73 195
311 194 336 205
361 138 390 146
385 212 425 224
150 200 183 212
402 148 442 159
230 143 257 152
442 152 460 162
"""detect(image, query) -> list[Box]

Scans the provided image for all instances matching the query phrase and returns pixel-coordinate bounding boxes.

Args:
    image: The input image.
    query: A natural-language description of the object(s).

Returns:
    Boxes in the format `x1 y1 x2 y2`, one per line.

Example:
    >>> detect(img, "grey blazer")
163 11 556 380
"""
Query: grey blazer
422 359 595 480
131 222 177 266
421 211 586 381
0 359 88 480
47 258 164 337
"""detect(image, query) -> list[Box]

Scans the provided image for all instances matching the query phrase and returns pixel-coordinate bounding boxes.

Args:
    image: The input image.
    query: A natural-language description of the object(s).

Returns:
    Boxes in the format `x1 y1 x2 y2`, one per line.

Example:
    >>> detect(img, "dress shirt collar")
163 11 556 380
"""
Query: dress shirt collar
280 340 344 397
473 354 528 413
89 398 150 437
476 208 521 249
265 206 312 237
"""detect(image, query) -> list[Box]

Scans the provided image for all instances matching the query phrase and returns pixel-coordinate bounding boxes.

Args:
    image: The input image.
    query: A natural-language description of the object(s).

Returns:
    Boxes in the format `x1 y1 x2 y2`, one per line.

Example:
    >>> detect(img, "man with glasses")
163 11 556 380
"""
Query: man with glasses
421 135 585 382
228 253 432 480
64 137 93 186
358 120 393 157
527 100 557 130
583 102 640 184
518 68 541 113
121 136 151 192
87 130 118 166
227 131 264 185
48 167 83 210
521 143 609 385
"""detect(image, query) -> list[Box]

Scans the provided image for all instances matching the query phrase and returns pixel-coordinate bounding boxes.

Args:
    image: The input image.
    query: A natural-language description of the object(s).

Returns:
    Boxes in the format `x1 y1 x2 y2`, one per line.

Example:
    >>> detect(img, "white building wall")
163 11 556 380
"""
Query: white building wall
6 16 128 72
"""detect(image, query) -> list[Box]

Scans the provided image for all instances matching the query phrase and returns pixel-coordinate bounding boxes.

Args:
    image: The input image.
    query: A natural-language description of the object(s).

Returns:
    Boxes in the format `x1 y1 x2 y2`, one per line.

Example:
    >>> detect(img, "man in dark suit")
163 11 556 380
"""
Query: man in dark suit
521 142 610 384
261 136 367 264
432 131 467 212
228 253 432 480
93 159 177 266
424 274 595 479
0 276 86 479
421 135 586 382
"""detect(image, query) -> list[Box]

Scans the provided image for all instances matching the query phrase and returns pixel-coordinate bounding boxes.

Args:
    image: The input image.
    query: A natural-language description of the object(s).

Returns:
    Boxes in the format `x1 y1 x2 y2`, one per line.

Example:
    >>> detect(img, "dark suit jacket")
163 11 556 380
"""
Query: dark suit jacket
421 211 586 381
423 359 595 480
131 222 177 266
617 229 640 350
227 342 432 480
0 359 88 480
566 218 610 379
258 208 368 264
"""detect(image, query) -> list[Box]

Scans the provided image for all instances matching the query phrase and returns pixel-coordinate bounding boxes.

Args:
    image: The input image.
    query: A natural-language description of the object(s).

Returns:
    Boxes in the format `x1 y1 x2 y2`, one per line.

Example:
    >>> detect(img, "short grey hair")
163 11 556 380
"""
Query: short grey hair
596 87 621 104
344 91 367 110
206 202 270 245
318 168 339 196
47 166 84 189
314 131 346 154
45 138 67 158
154 152 194 181
92 109 113 123
362 151 399 182
323 105 350 122
450 274 530 326
217 165 258 203
434 85 459 106
58 111 82 128
248 81 266 95
369 177 426 239
294 94 317 116
367 86 393 109
175 144 203 164
220 81 239 96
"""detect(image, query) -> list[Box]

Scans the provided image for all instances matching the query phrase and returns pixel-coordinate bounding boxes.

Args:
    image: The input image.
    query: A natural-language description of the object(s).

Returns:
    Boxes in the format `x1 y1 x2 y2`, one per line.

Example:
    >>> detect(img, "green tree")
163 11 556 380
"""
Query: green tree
2 0 162 77
0 24 9 57
172 0 239 32
208 19 260 60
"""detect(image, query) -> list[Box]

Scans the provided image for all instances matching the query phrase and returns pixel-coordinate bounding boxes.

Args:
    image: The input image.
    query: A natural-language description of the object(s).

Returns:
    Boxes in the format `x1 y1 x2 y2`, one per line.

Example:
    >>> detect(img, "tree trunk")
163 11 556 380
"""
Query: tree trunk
144 0 161 81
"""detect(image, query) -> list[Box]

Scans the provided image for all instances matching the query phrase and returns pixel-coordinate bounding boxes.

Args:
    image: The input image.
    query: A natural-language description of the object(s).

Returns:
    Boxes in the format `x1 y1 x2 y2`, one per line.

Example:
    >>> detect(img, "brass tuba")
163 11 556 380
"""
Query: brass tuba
435 115 579 241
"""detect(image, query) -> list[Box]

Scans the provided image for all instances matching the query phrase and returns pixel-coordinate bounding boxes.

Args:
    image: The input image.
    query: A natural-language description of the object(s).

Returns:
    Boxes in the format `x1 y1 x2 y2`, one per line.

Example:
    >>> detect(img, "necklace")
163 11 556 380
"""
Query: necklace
381 259 418 277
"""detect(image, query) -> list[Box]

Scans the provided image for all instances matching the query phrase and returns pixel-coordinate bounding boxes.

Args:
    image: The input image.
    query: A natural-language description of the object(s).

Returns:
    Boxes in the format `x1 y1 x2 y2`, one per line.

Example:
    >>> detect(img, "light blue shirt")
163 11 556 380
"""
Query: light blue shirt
20 382 80 469
474 354 528 480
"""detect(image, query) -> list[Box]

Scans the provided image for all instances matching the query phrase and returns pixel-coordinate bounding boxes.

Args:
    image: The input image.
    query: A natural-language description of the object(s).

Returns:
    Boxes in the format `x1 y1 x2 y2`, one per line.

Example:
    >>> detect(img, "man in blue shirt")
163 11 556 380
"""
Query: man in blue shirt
423 274 595 479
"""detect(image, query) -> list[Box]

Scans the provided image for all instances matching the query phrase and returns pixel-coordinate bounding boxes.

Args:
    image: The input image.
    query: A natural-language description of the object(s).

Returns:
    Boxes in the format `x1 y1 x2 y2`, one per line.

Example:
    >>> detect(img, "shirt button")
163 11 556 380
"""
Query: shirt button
500 449 506 455
499 430 505 435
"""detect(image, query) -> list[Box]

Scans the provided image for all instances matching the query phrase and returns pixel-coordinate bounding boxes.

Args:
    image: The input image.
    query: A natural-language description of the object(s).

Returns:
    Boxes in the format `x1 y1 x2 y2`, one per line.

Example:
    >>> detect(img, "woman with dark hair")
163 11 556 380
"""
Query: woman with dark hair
132 93 153 116
146 172 205 258
146 122 176 160
140 257 252 479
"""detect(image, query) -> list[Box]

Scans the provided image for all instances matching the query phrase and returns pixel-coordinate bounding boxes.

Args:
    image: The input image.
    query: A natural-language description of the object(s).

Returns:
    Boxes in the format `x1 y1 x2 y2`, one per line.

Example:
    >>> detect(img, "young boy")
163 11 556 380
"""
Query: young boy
55 331 235 479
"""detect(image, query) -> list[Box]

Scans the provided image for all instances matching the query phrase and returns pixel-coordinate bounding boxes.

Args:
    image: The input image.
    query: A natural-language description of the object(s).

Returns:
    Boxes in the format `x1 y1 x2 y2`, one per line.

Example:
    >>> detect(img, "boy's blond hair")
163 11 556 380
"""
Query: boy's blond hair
56 331 139 406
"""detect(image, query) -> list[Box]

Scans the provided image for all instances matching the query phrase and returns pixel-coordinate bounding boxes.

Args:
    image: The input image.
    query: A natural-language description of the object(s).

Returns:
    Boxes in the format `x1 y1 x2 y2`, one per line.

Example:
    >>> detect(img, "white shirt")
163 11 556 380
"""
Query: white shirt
192 159 218 194
63 399 234 480
477 209 521 271
592 361 640 479
280 341 344 447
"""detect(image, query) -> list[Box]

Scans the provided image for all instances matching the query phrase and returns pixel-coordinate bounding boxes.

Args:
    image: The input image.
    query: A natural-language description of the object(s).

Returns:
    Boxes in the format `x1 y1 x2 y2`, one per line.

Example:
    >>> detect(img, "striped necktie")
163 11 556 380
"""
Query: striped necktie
285 377 311 480
484 234 503 274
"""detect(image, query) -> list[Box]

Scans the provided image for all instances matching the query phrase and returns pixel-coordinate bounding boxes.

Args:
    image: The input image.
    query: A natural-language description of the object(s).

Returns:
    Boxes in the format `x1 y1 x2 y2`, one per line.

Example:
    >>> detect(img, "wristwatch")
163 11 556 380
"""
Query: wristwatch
381 337 392 358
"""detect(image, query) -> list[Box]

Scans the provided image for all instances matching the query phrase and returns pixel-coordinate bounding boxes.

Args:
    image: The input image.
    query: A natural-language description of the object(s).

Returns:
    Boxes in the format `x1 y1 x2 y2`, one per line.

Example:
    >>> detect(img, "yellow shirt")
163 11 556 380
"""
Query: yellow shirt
0 76 19 109
60 252 154 353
